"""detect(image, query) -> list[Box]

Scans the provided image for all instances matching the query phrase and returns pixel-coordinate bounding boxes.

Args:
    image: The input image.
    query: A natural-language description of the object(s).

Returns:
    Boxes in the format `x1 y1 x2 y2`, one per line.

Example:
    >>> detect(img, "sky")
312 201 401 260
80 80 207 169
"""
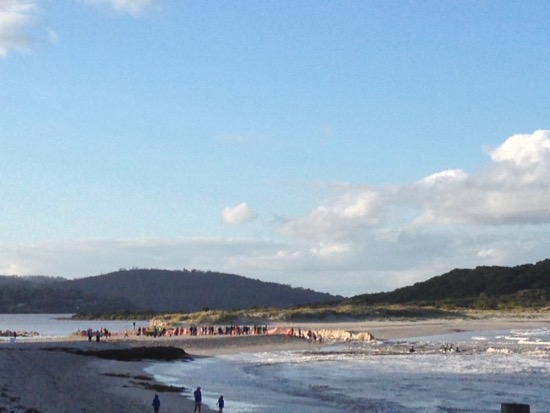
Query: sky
1 0 550 297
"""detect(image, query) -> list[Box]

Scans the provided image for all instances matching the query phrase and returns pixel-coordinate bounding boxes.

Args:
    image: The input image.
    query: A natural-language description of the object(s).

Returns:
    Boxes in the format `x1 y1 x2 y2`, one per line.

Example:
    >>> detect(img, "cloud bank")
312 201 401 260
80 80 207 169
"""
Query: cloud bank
2 130 550 296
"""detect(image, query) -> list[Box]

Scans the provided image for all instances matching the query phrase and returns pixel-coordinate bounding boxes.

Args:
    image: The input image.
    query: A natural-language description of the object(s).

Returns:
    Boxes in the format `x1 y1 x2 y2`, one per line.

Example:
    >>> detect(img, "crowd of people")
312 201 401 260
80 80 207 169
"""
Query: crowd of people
141 324 270 338
81 323 326 347
80 323 287 341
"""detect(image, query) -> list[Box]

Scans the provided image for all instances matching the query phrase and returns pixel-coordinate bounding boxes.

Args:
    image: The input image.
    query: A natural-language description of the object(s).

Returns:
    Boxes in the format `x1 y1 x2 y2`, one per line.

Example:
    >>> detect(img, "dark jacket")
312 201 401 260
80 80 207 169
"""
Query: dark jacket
152 395 161 410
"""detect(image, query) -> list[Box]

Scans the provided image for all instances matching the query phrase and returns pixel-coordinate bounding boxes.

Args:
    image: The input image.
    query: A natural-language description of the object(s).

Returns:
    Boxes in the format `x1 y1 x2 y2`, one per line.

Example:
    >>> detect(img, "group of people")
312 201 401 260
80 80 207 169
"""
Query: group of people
86 327 111 342
145 323 269 338
151 387 225 413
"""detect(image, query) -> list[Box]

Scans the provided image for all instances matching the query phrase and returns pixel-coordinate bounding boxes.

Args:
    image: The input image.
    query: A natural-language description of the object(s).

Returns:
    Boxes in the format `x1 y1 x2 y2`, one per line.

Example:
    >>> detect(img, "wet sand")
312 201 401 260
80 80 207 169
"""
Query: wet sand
0 333 313 413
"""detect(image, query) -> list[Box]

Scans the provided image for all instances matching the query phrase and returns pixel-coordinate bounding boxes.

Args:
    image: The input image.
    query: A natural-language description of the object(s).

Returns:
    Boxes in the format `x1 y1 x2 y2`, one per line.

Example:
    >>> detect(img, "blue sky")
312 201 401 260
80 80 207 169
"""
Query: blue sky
1 0 550 296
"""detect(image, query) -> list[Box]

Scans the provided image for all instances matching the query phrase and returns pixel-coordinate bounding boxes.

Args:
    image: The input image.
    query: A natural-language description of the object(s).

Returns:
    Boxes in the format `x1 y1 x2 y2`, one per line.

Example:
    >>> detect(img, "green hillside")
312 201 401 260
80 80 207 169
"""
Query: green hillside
347 259 550 310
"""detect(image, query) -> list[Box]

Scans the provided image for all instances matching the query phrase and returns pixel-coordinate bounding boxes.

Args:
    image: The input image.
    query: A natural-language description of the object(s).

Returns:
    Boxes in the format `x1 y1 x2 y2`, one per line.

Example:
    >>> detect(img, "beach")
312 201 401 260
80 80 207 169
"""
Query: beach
1 313 549 413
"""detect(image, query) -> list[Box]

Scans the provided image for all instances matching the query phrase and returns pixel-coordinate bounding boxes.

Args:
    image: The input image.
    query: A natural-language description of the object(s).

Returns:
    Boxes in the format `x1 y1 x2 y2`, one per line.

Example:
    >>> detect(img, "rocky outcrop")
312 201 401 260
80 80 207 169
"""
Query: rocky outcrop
298 328 374 342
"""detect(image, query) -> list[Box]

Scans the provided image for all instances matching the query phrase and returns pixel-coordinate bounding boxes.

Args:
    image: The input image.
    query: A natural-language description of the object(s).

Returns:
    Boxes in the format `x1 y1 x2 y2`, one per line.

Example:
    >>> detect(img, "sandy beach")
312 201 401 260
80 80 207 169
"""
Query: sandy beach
1 313 549 413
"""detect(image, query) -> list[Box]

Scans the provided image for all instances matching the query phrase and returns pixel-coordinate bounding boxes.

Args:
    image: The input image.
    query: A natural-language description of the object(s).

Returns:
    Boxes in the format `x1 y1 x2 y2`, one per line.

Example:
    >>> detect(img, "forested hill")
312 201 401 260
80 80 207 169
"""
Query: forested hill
0 269 342 314
348 259 550 309
3 260 549 314
65 269 342 313
0 275 139 314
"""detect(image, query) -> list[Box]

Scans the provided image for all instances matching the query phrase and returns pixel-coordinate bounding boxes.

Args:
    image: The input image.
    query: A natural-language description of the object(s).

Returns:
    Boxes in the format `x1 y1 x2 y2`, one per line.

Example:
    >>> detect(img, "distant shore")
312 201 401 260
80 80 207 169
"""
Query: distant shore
1 313 549 413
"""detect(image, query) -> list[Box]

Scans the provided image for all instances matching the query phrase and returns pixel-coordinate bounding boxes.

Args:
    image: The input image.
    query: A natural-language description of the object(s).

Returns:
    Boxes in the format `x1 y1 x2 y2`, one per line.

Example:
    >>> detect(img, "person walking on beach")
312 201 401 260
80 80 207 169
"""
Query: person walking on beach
193 386 202 413
216 395 224 412
152 394 160 413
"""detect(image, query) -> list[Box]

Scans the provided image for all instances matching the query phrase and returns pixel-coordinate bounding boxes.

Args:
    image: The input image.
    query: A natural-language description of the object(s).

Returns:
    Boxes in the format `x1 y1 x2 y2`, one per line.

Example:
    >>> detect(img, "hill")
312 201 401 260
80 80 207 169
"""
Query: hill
0 269 342 314
2 259 549 315
63 268 341 313
347 259 550 310
0 275 139 313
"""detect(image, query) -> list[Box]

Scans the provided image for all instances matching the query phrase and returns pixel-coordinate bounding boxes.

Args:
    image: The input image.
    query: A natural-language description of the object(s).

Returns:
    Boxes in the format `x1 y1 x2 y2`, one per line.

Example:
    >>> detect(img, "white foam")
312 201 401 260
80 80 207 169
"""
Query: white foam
147 328 550 412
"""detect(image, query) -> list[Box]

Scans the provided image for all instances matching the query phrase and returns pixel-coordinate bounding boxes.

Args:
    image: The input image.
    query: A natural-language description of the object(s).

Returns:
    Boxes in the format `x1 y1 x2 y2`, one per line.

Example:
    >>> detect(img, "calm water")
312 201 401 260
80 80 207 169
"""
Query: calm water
146 328 550 413
0 313 148 339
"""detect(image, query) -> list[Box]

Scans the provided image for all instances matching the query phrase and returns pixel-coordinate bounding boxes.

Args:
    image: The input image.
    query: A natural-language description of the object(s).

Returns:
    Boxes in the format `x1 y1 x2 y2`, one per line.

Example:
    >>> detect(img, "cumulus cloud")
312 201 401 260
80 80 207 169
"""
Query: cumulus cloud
412 130 550 225
282 190 383 241
489 130 550 166
0 0 37 56
222 202 255 225
81 0 157 16
274 130 550 293
304 130 550 231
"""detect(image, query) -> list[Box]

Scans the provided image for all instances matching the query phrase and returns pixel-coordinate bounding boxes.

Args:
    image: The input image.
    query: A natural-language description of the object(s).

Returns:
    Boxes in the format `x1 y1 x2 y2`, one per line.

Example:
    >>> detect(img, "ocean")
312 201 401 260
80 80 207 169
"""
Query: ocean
0 313 149 339
146 328 550 412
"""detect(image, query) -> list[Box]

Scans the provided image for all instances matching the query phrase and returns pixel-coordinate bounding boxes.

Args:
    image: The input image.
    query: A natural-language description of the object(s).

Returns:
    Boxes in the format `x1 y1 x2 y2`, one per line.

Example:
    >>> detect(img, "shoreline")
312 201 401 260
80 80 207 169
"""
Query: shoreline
1 314 550 412
0 333 316 413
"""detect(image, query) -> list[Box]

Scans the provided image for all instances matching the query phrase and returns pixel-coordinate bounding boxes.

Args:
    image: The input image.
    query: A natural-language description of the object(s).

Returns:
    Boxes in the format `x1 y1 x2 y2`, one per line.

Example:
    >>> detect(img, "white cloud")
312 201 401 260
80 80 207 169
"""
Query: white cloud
490 129 550 166
222 202 255 225
282 190 382 241
419 169 468 187
310 242 350 257
81 0 157 16
412 131 550 226
0 0 37 56
0 236 277 278
272 130 550 293
409 130 550 225
341 192 380 218
476 247 501 261
275 249 301 260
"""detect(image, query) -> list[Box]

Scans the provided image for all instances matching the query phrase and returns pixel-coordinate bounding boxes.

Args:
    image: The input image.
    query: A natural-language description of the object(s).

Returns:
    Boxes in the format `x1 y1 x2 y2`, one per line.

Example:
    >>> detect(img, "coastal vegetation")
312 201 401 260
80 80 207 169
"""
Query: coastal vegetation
148 304 467 327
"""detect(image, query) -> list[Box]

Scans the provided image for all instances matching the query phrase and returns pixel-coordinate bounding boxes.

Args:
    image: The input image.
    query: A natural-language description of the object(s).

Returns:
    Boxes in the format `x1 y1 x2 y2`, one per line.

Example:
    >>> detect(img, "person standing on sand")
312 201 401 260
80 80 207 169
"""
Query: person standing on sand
194 386 202 413
152 394 160 413
216 395 224 412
